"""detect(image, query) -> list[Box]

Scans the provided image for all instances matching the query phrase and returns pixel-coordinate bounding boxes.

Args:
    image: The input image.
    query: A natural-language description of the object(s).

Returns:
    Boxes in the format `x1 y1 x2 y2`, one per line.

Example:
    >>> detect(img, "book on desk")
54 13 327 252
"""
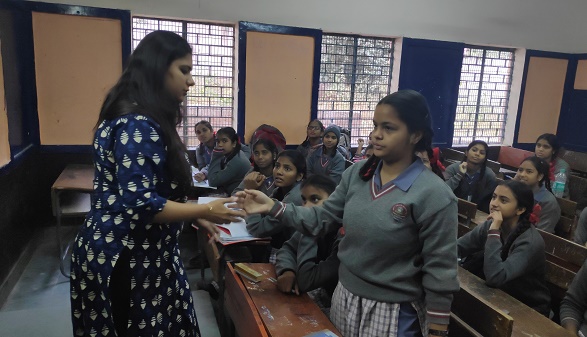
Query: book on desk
191 166 216 189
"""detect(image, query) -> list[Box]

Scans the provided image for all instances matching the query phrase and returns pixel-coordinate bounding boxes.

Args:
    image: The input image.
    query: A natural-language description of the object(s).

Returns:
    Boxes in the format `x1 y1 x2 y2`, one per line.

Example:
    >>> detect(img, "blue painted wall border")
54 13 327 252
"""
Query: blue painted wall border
237 21 322 140
513 50 574 151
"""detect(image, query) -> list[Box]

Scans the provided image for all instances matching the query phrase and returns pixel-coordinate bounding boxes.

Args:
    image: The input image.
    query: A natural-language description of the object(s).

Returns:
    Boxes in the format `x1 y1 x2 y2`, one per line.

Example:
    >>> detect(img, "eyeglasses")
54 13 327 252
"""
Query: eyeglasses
307 126 321 131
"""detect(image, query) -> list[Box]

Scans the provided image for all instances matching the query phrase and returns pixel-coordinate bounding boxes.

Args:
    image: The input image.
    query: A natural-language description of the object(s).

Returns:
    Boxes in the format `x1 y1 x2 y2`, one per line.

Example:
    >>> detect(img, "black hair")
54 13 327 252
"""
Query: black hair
301 174 337 196
276 150 307 180
252 138 277 172
452 140 490 201
195 120 214 155
499 180 534 260
216 127 241 167
96 30 192 196
322 128 340 158
536 133 562 159
359 90 434 181
301 119 325 147
519 156 552 192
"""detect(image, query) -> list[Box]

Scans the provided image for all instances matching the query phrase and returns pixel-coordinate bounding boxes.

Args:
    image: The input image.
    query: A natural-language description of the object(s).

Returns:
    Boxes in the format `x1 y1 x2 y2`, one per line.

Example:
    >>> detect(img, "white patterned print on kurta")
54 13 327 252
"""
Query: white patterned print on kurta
70 114 200 337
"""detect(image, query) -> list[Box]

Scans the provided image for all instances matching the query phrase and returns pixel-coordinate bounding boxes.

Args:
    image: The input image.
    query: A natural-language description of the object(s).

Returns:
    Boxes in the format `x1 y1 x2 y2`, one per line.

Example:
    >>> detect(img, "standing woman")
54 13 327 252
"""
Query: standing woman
238 90 459 337
193 120 215 182
514 156 561 233
444 140 497 213
535 133 570 198
70 31 244 337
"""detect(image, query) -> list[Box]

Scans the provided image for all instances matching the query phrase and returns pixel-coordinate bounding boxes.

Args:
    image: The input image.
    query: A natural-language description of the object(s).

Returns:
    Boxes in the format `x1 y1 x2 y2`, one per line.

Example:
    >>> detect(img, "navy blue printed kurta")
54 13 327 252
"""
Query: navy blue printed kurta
70 114 200 337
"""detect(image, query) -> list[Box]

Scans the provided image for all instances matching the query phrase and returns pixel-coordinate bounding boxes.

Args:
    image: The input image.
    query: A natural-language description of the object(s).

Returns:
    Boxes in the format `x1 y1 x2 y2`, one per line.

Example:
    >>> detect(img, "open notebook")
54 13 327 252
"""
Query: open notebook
191 166 216 189
198 197 265 244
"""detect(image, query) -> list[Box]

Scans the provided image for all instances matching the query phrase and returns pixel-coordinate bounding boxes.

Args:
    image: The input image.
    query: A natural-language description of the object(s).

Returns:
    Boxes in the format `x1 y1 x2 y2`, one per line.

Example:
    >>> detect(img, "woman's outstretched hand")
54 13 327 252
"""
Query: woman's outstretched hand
195 218 221 243
202 197 246 224
234 190 275 215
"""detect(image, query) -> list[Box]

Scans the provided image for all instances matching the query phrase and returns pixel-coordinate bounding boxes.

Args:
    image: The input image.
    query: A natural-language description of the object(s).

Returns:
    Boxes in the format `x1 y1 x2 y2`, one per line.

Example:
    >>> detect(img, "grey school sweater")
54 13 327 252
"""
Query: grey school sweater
232 167 276 197
306 147 346 184
444 162 497 213
207 148 251 195
457 220 550 316
574 208 587 245
561 259 587 336
534 184 561 234
269 159 459 325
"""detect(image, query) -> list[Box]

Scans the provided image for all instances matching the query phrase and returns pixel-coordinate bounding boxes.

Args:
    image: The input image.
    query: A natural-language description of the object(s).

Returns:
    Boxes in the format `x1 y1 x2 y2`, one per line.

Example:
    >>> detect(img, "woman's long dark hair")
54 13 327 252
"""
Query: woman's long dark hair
359 90 433 181
520 156 552 192
499 180 534 260
252 138 277 172
96 30 192 196
216 127 242 165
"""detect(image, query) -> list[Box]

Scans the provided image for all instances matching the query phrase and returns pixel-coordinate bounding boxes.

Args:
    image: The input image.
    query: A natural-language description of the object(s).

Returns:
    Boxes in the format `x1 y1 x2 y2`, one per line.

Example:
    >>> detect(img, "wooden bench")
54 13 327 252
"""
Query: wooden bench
458 198 478 227
497 146 533 171
458 267 575 336
569 175 587 208
224 263 342 337
556 197 578 240
560 149 587 177
537 229 587 322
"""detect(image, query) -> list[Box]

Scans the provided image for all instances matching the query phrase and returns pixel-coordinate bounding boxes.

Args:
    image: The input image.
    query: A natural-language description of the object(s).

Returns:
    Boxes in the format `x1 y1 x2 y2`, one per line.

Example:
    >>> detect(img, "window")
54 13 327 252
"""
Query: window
453 47 515 146
132 17 235 148
317 34 394 145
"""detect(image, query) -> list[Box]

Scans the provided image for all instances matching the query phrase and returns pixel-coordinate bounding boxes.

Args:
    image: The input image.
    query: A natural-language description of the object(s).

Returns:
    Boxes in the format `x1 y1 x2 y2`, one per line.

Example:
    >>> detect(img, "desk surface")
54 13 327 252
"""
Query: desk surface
471 210 489 226
52 164 94 191
458 267 574 337
240 263 341 337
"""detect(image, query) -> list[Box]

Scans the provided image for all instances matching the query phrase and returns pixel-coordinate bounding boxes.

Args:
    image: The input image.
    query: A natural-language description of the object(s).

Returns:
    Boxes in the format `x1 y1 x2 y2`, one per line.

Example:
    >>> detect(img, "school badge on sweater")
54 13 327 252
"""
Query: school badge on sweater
391 203 408 221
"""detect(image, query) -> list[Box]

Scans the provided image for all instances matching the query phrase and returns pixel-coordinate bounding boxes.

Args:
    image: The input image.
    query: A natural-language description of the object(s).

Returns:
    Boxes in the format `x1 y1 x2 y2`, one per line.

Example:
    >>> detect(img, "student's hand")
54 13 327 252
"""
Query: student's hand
234 190 275 215
277 271 299 295
202 197 245 224
561 319 580 336
459 162 468 174
195 219 221 244
243 172 265 190
488 210 503 230
357 138 364 147
194 172 206 182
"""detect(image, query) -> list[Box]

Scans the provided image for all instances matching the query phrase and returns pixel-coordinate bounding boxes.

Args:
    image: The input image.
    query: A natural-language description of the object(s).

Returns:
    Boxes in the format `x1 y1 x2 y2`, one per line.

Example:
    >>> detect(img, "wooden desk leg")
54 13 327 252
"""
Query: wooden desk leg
54 190 70 278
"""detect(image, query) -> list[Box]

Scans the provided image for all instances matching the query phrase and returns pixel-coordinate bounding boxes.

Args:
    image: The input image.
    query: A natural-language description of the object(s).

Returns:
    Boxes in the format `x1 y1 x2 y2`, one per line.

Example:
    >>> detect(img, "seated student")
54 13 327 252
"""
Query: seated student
275 174 342 314
306 125 346 183
297 119 324 158
535 133 570 198
246 150 306 261
514 156 561 233
458 180 551 316
445 140 497 213
207 127 251 195
561 259 587 336
416 148 444 179
193 120 216 182
574 208 587 246
233 138 278 196
352 144 374 162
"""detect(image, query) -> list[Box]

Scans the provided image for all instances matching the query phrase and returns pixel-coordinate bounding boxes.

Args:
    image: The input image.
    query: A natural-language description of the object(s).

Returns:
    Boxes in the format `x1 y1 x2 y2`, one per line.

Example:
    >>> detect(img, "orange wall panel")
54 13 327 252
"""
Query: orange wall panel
574 60 587 90
33 12 122 145
244 32 315 144
0 39 10 167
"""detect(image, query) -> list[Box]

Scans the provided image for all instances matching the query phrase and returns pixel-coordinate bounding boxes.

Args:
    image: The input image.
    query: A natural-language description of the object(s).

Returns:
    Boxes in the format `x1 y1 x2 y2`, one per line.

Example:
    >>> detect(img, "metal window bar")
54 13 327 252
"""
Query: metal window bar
318 34 394 146
132 17 235 149
453 46 514 146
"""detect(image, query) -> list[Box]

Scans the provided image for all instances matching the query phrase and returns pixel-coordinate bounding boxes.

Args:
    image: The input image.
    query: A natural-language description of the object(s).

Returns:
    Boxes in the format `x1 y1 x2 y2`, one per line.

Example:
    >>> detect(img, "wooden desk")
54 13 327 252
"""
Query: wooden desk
471 210 489 226
225 263 341 337
458 267 574 337
51 164 94 277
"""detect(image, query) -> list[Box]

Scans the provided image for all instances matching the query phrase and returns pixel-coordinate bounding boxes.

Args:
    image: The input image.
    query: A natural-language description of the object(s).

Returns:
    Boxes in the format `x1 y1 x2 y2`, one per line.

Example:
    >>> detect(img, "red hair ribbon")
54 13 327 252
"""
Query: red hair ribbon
529 204 541 225
432 147 446 171
548 160 555 182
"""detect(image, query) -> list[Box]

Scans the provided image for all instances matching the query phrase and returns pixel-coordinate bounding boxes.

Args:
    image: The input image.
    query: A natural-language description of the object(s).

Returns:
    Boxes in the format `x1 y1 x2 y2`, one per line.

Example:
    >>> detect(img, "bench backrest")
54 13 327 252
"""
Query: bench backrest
497 146 533 170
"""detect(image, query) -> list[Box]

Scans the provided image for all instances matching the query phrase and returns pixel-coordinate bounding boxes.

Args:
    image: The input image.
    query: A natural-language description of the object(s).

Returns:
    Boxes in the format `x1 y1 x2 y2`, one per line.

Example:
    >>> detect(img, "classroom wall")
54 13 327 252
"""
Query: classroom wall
27 0 587 54
557 56 587 152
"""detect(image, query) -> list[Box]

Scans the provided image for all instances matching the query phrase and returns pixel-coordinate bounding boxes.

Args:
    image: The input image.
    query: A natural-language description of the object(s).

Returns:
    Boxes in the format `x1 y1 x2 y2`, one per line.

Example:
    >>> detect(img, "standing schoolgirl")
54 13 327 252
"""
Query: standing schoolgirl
207 127 251 195
306 125 346 183
458 180 551 316
238 90 459 337
233 138 278 196
297 119 324 157
193 120 215 182
535 133 570 197
514 156 561 233
444 140 497 213
246 150 306 261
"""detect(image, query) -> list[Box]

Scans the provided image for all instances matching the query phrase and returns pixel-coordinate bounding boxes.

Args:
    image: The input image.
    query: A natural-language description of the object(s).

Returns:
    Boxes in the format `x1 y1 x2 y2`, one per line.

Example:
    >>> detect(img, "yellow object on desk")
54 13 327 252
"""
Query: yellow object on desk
234 263 263 282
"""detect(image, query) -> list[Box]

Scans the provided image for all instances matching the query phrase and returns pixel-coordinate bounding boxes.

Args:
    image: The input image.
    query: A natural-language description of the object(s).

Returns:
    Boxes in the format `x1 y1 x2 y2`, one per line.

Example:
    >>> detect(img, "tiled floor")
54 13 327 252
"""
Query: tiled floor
0 223 220 337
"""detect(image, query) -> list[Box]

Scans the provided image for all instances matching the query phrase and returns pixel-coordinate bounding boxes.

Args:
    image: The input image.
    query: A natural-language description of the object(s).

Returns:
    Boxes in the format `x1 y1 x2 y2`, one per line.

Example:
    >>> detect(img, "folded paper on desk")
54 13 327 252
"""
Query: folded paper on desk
191 166 216 189
198 197 265 244
304 330 338 337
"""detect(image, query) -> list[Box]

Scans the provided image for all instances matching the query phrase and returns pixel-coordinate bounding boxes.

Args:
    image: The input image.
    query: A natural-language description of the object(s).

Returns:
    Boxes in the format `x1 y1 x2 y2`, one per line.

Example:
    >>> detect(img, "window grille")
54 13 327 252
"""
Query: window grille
453 47 515 146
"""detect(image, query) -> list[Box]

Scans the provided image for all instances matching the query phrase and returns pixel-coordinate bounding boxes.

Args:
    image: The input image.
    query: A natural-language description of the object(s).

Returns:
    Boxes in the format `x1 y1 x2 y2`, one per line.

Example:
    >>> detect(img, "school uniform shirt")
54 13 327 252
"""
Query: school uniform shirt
534 184 561 233
553 157 571 198
207 148 251 195
306 147 346 184
574 208 587 245
268 159 459 326
275 227 342 295
195 142 214 176
445 162 497 213
458 220 550 316
71 114 201 337
561 259 587 336
231 167 276 196
246 183 303 249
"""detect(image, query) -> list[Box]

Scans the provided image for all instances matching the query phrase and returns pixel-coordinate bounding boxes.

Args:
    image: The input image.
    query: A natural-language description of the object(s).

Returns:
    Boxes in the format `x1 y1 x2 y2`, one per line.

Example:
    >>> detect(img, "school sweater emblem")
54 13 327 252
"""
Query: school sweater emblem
391 203 408 221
